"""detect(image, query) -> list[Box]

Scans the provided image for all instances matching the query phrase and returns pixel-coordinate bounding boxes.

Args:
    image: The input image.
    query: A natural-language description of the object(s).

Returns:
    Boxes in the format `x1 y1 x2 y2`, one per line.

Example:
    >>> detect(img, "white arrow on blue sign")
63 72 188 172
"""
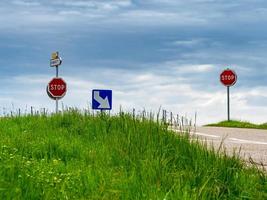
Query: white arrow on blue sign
92 89 112 110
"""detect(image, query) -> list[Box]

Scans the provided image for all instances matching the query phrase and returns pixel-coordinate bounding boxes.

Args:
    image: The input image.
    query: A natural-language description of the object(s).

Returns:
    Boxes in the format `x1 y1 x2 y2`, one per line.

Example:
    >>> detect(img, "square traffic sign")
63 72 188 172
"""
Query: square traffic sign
92 89 112 110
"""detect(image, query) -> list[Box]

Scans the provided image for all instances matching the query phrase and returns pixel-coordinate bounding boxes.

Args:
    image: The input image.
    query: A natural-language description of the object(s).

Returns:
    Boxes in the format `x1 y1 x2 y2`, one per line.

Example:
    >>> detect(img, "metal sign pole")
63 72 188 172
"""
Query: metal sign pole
227 86 230 121
56 66 59 77
56 98 59 114
56 66 59 113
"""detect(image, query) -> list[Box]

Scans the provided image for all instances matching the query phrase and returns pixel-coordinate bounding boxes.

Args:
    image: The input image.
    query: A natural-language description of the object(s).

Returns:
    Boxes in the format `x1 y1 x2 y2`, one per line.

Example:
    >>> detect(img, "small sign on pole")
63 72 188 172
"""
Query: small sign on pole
50 52 62 67
51 52 59 59
220 68 237 121
50 58 62 67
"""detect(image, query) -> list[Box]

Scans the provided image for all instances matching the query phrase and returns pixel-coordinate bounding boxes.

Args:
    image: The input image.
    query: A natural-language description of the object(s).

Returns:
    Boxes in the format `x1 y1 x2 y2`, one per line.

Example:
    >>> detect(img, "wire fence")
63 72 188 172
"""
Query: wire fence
0 105 197 133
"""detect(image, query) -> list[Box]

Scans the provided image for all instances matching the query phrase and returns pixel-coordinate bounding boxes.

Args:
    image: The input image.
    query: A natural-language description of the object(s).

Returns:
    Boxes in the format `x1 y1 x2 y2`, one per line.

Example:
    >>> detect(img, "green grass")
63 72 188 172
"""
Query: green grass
206 120 267 130
0 111 266 199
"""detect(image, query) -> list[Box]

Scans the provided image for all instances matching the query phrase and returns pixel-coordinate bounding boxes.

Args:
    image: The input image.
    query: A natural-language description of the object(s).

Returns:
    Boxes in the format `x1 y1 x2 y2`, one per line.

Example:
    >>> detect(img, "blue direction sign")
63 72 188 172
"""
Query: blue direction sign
92 89 112 110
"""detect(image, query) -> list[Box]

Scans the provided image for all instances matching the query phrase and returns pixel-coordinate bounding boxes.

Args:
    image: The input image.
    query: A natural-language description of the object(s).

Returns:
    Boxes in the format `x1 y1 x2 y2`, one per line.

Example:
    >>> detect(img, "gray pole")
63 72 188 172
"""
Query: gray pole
227 86 230 121
56 66 59 114
56 66 59 77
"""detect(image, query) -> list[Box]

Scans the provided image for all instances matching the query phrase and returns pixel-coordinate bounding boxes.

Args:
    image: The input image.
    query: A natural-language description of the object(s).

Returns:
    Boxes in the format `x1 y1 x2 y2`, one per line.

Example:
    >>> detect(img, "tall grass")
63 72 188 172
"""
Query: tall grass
0 110 266 199
206 120 267 130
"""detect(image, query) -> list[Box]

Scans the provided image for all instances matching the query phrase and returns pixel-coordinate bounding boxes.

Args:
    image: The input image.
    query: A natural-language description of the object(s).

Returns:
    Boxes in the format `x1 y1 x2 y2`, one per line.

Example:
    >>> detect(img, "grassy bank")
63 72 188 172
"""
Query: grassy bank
0 111 266 199
206 120 267 130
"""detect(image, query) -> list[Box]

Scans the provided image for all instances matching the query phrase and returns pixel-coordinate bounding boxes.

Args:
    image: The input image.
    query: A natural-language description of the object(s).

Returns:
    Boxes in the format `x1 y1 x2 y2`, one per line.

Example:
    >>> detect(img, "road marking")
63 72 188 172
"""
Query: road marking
196 139 215 142
175 130 221 138
175 129 267 145
229 138 267 145
193 132 221 138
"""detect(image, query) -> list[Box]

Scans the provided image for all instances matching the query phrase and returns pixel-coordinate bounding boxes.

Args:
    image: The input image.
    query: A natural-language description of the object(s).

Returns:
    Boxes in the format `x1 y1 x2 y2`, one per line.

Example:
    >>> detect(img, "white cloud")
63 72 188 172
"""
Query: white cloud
52 0 132 8
12 0 40 6
173 39 204 47
180 64 215 73
1 0 266 33
162 62 215 73
112 10 208 26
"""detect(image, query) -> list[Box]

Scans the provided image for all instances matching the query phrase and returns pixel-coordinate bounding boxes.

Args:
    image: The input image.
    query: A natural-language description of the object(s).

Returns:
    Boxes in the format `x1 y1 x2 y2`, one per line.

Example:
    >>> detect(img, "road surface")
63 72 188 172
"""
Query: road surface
176 126 267 170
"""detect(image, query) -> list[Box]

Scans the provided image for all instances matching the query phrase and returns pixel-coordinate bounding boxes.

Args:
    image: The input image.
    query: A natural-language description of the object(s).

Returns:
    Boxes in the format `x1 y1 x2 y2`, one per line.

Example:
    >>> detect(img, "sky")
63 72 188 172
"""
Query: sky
1 0 267 125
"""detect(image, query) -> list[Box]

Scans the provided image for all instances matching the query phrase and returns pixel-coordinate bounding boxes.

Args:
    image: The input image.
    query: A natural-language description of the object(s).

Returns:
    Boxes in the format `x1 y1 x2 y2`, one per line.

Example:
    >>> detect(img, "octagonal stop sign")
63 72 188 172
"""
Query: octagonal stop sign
47 77 67 99
220 69 237 87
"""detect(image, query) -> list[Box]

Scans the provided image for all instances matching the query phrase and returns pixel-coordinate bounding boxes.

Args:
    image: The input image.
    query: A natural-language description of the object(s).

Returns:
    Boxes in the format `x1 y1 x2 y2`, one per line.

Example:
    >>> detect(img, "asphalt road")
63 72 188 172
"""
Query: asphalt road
179 126 267 170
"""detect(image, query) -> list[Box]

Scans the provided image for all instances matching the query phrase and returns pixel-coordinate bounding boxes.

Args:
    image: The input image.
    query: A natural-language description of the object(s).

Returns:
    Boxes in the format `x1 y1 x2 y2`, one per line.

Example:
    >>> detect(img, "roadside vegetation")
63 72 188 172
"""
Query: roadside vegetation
206 120 267 130
0 110 266 199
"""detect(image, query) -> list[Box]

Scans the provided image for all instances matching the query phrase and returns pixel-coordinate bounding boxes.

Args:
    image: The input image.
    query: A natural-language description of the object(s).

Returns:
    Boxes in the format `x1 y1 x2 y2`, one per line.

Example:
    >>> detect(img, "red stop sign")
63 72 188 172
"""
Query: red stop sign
47 77 67 98
220 69 237 86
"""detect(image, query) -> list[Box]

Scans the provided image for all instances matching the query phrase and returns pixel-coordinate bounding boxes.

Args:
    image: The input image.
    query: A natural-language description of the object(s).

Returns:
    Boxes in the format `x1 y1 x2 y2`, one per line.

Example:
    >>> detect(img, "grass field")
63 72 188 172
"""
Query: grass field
0 111 266 199
206 120 267 130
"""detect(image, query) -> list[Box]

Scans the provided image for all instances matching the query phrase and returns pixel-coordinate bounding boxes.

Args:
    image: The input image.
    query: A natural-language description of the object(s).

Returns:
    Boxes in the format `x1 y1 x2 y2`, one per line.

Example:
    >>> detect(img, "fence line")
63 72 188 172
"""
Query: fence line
0 106 197 131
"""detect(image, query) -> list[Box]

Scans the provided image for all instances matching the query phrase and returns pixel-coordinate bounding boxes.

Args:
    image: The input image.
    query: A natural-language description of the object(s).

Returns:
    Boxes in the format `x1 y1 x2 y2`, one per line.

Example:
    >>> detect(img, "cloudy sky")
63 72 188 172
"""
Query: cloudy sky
1 0 267 124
